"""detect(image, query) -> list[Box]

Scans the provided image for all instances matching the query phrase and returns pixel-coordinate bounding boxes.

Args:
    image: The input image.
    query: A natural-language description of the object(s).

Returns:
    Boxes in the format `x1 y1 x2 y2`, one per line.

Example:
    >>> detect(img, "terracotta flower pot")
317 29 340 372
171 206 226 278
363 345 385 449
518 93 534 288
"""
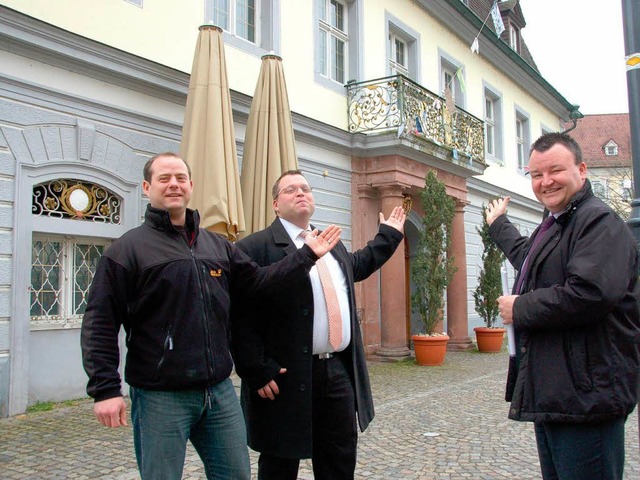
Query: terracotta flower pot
474 327 506 353
412 334 449 366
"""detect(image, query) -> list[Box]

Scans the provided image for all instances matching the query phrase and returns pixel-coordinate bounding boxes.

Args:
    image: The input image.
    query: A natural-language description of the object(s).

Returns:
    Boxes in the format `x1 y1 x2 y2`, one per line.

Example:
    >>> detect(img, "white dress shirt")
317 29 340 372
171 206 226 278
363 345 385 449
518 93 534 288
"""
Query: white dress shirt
279 218 351 354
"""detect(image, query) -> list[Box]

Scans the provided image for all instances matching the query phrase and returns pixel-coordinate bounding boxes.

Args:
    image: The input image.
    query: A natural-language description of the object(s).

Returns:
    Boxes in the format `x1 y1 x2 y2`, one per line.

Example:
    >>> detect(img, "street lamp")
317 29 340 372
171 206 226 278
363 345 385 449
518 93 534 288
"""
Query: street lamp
622 0 640 247
620 0 640 455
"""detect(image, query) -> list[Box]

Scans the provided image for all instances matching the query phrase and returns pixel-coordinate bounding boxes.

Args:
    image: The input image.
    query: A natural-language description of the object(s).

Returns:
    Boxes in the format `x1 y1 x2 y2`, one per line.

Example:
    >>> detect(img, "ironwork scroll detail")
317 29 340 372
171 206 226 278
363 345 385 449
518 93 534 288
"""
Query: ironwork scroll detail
347 75 485 163
32 179 121 224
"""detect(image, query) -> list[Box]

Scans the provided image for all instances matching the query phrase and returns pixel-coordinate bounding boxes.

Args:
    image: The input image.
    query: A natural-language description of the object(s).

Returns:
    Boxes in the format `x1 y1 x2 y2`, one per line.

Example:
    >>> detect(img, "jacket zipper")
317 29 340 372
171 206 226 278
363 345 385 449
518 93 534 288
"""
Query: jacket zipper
188 245 216 381
154 324 174 378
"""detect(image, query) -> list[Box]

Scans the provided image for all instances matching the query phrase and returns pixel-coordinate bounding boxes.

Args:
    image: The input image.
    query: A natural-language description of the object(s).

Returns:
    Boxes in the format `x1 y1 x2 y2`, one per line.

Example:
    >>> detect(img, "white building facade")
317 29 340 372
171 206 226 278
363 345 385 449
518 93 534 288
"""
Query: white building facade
0 0 576 416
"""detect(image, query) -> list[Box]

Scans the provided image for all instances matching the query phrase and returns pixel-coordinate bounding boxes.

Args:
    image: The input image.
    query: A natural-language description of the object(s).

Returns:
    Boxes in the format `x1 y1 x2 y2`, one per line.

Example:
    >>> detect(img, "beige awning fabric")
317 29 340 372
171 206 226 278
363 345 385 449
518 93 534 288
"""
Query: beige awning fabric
180 25 245 241
240 54 298 236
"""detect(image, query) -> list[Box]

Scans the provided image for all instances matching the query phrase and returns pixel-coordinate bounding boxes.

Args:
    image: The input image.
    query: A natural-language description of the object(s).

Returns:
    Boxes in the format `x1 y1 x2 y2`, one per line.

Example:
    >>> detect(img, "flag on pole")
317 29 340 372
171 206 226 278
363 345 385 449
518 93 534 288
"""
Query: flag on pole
470 37 479 54
456 68 466 93
491 1 505 36
444 86 455 114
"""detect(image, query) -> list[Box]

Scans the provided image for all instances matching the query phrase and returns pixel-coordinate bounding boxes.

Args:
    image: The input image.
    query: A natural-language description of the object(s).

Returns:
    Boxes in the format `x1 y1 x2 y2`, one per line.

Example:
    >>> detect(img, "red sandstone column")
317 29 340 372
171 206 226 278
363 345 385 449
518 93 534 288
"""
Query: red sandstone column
353 184 383 355
375 185 411 359
447 198 473 350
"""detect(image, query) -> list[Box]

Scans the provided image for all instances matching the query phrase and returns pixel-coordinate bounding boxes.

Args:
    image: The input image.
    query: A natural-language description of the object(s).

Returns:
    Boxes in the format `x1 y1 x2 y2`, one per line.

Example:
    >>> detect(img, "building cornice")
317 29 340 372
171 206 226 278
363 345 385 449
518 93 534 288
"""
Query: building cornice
0 74 182 139
0 6 190 104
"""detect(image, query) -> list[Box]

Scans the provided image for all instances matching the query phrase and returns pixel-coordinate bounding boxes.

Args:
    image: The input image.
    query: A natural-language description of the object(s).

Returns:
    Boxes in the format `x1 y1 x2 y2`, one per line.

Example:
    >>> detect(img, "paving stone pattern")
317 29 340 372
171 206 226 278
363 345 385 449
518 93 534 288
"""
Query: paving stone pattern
1 351 638 479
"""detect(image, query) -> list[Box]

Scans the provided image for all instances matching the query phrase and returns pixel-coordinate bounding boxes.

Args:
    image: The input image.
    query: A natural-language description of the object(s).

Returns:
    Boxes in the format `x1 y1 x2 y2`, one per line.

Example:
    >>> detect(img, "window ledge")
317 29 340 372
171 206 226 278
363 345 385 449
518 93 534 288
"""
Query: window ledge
30 319 82 331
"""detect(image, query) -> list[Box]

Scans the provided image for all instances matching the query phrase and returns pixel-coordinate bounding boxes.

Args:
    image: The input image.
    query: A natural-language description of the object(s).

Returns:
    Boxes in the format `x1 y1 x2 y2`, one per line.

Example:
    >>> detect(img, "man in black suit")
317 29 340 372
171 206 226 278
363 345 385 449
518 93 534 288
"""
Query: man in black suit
232 170 405 480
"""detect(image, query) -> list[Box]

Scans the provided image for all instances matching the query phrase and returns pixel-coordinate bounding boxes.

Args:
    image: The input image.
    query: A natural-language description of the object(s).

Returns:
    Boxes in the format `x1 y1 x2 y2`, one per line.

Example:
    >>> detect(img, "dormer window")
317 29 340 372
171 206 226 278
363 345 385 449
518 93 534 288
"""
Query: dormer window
509 24 520 53
604 141 619 156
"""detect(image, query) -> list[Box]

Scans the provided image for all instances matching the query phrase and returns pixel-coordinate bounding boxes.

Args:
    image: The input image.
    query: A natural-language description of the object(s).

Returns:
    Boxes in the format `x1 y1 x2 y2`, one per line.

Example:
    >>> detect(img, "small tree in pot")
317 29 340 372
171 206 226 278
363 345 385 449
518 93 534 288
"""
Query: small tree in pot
411 170 456 365
472 204 506 352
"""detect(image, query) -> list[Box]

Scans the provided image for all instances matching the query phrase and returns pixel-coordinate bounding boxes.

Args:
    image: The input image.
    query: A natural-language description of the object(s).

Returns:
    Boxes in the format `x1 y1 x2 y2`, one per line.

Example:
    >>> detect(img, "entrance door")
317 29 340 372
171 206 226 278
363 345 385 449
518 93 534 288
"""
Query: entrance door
404 220 422 348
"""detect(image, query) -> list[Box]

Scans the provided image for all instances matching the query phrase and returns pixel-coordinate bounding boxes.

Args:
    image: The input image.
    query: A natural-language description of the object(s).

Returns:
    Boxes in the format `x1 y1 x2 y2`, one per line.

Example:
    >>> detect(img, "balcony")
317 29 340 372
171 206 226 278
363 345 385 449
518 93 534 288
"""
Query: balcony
346 75 485 164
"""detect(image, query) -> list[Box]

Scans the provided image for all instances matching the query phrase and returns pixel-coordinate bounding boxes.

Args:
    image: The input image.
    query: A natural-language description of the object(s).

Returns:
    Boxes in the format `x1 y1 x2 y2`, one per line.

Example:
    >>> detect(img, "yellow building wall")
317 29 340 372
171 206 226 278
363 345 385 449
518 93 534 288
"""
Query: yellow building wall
2 0 201 72
2 0 566 181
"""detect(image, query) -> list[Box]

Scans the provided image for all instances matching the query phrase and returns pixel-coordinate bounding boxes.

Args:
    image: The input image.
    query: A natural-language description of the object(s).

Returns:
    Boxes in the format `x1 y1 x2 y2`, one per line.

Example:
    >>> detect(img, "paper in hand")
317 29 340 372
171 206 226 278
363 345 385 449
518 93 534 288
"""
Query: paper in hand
501 263 516 357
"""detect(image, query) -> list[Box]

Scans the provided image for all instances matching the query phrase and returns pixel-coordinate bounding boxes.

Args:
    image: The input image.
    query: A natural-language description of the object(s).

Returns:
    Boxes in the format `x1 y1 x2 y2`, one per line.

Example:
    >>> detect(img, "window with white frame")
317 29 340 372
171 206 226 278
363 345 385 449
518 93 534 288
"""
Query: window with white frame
30 235 110 328
205 0 279 55
483 87 503 161
439 54 465 108
515 108 531 171
386 17 419 82
314 0 358 93
206 0 257 43
485 97 495 156
29 177 122 329
516 119 525 168
235 0 256 42
389 33 408 77
318 0 348 84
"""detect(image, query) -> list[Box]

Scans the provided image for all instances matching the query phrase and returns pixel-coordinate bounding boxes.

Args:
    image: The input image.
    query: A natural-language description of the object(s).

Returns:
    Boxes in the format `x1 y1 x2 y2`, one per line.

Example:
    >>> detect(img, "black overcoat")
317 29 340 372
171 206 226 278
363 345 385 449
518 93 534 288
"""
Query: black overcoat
489 180 640 423
231 218 403 458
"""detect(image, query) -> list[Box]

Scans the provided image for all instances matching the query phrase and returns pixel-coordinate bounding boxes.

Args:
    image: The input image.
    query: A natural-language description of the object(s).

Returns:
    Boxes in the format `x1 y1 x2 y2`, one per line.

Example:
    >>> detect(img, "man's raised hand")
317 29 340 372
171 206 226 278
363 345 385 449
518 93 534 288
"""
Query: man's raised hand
486 197 511 226
380 206 406 233
304 224 342 257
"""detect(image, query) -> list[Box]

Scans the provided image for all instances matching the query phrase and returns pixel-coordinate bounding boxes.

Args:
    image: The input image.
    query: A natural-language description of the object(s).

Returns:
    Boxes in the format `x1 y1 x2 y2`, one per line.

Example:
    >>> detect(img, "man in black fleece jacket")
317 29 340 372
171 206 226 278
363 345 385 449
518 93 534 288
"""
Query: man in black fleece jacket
81 152 340 480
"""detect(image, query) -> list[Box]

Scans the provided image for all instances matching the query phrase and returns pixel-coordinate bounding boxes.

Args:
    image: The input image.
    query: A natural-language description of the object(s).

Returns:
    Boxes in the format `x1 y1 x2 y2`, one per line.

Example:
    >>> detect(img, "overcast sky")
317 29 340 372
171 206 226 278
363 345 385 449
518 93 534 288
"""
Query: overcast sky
518 0 630 115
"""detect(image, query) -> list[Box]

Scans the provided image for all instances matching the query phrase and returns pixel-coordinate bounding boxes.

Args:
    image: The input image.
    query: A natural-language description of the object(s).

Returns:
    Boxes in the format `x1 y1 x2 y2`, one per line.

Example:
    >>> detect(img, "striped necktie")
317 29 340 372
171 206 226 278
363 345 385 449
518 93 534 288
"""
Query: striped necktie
300 230 342 350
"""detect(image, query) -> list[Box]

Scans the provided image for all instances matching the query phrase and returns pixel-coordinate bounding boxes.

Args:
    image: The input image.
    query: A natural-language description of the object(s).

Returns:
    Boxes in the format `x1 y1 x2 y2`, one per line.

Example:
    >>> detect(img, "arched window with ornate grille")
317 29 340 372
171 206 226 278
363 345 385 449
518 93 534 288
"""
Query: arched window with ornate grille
29 179 122 329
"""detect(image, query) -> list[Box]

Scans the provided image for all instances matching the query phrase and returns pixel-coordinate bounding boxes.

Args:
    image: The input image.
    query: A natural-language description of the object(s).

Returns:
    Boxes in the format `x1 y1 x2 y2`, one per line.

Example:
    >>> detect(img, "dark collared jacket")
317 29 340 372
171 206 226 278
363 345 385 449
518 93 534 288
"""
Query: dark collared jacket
231 218 403 458
81 205 319 402
489 180 640 423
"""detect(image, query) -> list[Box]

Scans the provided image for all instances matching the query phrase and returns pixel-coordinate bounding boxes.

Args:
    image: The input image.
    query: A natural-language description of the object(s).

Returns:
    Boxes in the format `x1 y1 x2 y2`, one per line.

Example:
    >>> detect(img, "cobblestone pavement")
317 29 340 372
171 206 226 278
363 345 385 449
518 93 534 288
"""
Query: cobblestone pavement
1 350 638 479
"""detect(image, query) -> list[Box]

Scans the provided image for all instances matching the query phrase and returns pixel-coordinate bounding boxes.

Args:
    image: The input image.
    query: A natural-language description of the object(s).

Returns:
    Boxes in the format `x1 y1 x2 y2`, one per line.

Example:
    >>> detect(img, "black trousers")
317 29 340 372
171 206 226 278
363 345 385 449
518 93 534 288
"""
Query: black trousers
534 418 625 480
258 354 358 480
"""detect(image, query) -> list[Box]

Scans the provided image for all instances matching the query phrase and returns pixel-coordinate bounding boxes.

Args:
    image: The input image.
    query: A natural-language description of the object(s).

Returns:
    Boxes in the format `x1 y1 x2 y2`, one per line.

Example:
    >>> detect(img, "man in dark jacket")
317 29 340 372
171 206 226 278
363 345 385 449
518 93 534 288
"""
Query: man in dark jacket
231 169 405 480
486 132 640 480
81 153 340 480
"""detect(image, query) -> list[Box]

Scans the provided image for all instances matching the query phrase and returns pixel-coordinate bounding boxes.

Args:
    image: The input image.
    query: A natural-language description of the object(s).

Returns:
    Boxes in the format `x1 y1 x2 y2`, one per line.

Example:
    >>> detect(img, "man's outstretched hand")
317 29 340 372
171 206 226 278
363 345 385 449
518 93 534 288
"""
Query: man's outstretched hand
304 224 342 257
380 206 406 233
486 197 511 226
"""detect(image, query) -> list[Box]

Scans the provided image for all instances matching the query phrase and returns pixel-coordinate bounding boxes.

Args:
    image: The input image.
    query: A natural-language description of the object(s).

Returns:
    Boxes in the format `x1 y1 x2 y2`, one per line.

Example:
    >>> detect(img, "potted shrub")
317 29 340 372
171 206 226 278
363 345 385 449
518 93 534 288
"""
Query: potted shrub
472 204 506 352
411 170 457 365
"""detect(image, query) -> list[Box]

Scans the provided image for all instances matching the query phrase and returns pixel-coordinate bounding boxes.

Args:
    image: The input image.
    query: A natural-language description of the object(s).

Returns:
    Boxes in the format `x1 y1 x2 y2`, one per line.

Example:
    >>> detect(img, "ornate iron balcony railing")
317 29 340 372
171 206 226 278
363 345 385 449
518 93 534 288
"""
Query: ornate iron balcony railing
346 75 485 163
